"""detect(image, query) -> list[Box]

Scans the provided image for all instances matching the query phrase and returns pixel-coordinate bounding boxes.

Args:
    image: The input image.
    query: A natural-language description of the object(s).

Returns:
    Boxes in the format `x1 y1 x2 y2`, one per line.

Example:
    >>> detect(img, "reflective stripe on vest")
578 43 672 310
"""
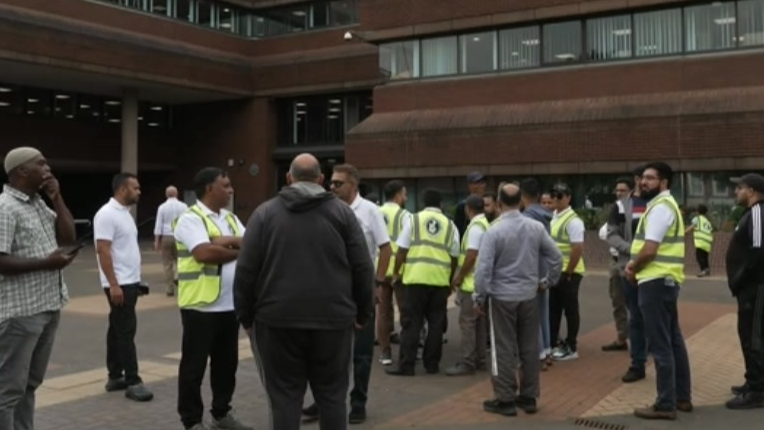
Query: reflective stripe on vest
173 205 240 308
402 211 454 287
550 209 586 275
458 215 489 293
379 203 407 277
630 195 685 285
693 214 713 252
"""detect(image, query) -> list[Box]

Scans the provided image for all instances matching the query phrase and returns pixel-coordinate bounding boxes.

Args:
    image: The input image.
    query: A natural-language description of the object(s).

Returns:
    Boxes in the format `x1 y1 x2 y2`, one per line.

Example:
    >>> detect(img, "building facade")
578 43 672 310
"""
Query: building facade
0 0 762 229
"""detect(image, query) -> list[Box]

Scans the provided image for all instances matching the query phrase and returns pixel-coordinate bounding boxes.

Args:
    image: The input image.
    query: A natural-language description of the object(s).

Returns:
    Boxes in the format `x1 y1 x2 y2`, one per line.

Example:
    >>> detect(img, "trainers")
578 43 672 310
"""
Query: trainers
633 404 676 420
104 377 128 392
621 368 646 383
552 346 578 361
483 399 517 416
726 392 764 410
601 341 628 352
348 406 366 424
731 383 749 396
211 412 254 430
515 396 538 414
379 352 393 366
445 363 474 376
125 383 153 402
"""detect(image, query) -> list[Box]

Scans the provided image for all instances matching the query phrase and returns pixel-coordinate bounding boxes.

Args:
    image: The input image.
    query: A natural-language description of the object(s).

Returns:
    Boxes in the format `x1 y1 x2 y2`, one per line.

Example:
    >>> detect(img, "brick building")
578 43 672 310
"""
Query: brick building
0 0 761 230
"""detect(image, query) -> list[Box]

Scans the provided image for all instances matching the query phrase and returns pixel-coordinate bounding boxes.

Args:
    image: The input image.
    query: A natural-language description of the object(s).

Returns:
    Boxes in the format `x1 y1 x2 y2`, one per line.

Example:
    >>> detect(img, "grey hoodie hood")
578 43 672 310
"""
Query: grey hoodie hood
523 204 552 233
278 182 335 213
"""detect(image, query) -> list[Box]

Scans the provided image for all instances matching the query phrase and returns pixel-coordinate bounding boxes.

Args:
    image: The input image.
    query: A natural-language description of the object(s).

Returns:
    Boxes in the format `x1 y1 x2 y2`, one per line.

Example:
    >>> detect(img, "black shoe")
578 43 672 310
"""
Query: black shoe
385 366 415 376
726 392 764 410
731 384 749 396
515 396 538 414
621 368 646 383
424 366 439 375
125 383 153 402
390 332 401 345
348 406 366 424
302 403 319 423
104 377 129 392
601 341 628 352
483 399 517 416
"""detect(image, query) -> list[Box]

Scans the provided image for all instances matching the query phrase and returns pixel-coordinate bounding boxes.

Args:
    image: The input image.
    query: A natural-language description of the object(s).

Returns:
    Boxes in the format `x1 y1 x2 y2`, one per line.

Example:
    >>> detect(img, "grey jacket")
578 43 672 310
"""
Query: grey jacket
606 194 634 272
474 211 563 304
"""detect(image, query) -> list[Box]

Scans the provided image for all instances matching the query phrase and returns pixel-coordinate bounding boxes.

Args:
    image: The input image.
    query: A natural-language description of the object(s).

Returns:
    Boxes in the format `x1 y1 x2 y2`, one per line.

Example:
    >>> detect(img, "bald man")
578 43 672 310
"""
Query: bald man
234 153 374 430
474 184 563 417
154 186 188 296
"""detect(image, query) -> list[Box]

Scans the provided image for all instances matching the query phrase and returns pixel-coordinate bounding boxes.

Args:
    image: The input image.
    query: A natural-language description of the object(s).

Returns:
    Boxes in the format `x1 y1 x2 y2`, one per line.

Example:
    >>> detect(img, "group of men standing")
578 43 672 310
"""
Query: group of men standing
2 145 764 430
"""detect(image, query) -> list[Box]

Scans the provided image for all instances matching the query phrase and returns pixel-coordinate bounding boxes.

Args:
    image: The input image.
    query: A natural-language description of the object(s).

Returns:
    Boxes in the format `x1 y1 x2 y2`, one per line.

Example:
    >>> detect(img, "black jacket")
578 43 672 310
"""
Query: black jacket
726 201 764 296
233 183 375 330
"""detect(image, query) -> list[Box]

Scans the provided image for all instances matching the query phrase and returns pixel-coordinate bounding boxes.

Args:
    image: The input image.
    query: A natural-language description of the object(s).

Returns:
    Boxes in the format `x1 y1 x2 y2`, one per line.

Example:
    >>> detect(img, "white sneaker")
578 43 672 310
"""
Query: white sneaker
553 346 579 361
379 354 393 366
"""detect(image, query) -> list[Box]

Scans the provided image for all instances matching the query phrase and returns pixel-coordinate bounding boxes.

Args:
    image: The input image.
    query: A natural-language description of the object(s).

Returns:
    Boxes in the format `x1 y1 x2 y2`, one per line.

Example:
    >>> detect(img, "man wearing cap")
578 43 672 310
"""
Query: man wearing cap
725 173 764 410
454 172 487 236
0 147 77 430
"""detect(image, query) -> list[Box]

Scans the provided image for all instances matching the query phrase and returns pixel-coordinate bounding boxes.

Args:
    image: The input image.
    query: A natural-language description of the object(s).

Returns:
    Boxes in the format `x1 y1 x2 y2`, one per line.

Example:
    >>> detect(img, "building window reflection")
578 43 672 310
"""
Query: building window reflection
278 92 372 146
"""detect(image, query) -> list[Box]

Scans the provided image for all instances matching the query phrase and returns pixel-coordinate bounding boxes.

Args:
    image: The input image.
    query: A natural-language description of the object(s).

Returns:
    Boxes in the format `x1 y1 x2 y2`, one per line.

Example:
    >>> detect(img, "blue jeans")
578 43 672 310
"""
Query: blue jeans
621 277 647 372
537 288 551 355
638 278 692 410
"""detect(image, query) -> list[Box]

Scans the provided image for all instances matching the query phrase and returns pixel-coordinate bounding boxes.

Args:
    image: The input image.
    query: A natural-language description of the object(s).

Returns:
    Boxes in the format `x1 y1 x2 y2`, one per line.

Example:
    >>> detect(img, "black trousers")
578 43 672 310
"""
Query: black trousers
398 285 450 372
737 285 764 393
177 310 239 429
350 310 375 408
104 284 141 385
253 324 354 430
549 274 583 351
695 249 710 271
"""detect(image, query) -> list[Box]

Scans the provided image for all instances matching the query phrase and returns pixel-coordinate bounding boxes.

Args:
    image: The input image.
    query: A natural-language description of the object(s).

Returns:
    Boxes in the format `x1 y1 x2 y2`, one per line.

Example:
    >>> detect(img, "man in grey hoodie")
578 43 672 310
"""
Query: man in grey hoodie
520 178 554 368
475 183 563 417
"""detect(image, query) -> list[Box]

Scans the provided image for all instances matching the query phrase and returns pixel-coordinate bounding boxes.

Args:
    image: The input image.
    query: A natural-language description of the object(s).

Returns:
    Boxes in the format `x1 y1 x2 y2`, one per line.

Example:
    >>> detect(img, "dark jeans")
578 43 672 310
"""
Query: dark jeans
350 309 375 408
549 274 582 351
104 284 141 385
398 285 450 372
737 284 764 393
622 276 647 372
253 325 353 430
695 249 710 271
638 278 692 410
177 310 239 429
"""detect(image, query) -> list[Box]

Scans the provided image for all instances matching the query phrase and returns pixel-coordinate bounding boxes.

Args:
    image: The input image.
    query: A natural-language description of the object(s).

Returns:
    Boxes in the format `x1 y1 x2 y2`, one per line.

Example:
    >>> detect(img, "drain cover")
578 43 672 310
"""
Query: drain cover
574 418 627 430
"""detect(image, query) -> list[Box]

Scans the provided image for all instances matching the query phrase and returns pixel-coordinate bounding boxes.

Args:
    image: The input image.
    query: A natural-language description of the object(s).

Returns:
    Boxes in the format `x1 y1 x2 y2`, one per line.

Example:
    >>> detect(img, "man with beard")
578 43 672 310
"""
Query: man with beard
626 162 692 420
483 192 500 223
725 173 764 409
0 147 78 430
94 173 154 402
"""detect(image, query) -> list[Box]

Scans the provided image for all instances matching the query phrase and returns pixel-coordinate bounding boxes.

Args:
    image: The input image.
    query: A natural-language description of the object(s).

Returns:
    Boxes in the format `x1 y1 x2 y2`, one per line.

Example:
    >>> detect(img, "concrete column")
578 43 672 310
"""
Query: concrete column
121 88 139 218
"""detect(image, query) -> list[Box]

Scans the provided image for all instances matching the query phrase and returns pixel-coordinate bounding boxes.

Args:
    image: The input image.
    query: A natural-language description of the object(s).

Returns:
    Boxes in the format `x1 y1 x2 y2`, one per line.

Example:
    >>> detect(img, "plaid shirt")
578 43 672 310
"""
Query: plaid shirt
0 184 68 323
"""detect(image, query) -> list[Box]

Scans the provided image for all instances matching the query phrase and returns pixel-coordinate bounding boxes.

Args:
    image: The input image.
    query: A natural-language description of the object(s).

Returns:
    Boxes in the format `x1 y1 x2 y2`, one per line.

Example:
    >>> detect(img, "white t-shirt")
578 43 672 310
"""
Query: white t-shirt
349 194 390 262
173 201 246 312
94 198 141 288
466 215 486 251
396 208 461 257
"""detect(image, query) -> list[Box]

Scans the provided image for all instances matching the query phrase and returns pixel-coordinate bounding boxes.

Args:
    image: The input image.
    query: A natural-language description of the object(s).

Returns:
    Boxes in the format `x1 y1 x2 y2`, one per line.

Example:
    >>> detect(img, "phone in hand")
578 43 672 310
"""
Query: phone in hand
64 243 84 255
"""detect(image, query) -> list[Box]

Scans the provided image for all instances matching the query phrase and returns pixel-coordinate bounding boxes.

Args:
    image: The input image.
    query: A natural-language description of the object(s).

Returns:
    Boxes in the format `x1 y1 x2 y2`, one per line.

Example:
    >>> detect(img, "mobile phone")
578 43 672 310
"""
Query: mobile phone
64 243 84 255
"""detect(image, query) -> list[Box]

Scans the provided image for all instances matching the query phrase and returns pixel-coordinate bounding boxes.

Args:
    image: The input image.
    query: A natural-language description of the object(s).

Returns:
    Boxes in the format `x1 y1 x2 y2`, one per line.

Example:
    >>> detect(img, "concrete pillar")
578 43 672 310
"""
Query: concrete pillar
121 88 139 218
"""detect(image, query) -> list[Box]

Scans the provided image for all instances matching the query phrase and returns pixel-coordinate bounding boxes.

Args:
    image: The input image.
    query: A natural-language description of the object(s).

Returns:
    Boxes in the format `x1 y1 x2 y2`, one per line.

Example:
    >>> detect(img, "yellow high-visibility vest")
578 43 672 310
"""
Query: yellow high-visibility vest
173 205 240 308
630 195 685 284
379 203 408 277
402 210 454 287
458 215 489 293
551 209 586 275
693 214 713 252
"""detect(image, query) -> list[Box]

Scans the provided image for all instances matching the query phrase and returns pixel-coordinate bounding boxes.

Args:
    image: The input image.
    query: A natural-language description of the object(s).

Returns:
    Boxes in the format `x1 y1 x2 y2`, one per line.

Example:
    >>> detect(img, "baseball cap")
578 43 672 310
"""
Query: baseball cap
467 171 486 183
731 173 764 194
550 183 572 196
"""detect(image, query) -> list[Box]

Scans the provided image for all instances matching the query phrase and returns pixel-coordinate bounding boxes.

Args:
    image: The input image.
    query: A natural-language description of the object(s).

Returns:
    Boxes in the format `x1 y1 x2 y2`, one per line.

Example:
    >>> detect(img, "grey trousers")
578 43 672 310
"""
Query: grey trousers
458 291 486 369
489 298 540 402
0 311 61 430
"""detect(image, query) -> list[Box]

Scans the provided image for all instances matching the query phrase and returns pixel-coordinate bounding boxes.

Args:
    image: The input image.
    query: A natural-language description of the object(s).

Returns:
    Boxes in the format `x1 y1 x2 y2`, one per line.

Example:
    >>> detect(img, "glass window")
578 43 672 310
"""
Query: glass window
421 36 458 77
121 0 143 9
684 2 736 52
329 0 357 26
687 172 705 197
103 99 122 124
77 95 101 123
326 97 344 142
218 5 236 32
459 31 497 74
543 21 582 64
587 15 632 60
738 0 764 47
379 41 420 79
285 96 346 145
196 0 213 27
311 1 330 28
252 16 266 38
633 8 682 56
235 11 252 36
148 0 171 16
24 89 52 118
175 0 192 22
264 6 307 35
142 103 169 129
53 92 75 120
499 26 540 70
0 85 23 115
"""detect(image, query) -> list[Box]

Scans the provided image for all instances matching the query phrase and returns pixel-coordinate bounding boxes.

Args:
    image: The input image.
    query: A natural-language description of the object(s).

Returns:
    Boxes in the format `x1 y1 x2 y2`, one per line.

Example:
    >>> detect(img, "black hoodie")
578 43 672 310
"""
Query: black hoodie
233 182 375 330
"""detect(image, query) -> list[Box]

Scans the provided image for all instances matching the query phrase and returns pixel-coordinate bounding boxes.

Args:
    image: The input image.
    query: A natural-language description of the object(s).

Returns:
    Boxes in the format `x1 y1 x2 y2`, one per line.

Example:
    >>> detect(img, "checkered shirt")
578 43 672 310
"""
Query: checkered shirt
0 184 68 323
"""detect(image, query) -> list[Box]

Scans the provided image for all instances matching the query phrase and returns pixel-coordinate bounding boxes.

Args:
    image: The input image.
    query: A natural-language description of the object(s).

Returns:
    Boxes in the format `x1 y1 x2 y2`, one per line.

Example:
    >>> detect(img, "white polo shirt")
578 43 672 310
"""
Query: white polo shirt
173 201 245 312
349 194 390 262
94 198 142 288
154 197 188 236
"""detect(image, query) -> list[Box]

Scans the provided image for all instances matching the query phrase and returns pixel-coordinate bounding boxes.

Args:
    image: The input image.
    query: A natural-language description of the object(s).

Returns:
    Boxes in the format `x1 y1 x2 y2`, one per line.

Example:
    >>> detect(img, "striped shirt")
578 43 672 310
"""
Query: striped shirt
0 185 68 323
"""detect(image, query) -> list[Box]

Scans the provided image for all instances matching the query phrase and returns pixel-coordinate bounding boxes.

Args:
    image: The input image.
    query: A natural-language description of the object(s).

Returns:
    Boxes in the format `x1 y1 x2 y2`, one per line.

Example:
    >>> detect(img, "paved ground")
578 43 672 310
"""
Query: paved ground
31 244 763 430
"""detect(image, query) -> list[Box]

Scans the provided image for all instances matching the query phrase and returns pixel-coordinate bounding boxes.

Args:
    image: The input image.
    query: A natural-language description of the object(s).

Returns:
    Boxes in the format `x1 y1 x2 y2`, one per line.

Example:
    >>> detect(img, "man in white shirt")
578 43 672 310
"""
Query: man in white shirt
302 164 391 425
94 173 153 402
153 186 187 296
173 168 251 430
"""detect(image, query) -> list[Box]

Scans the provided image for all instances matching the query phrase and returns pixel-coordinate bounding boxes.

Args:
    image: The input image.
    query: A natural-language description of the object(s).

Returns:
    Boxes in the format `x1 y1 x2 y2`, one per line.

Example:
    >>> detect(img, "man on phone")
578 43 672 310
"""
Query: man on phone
94 173 153 402
0 147 78 430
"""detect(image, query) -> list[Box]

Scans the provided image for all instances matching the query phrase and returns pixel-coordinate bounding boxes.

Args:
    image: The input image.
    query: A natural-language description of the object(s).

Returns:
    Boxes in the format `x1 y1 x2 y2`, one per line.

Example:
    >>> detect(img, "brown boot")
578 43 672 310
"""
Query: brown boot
634 405 677 420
